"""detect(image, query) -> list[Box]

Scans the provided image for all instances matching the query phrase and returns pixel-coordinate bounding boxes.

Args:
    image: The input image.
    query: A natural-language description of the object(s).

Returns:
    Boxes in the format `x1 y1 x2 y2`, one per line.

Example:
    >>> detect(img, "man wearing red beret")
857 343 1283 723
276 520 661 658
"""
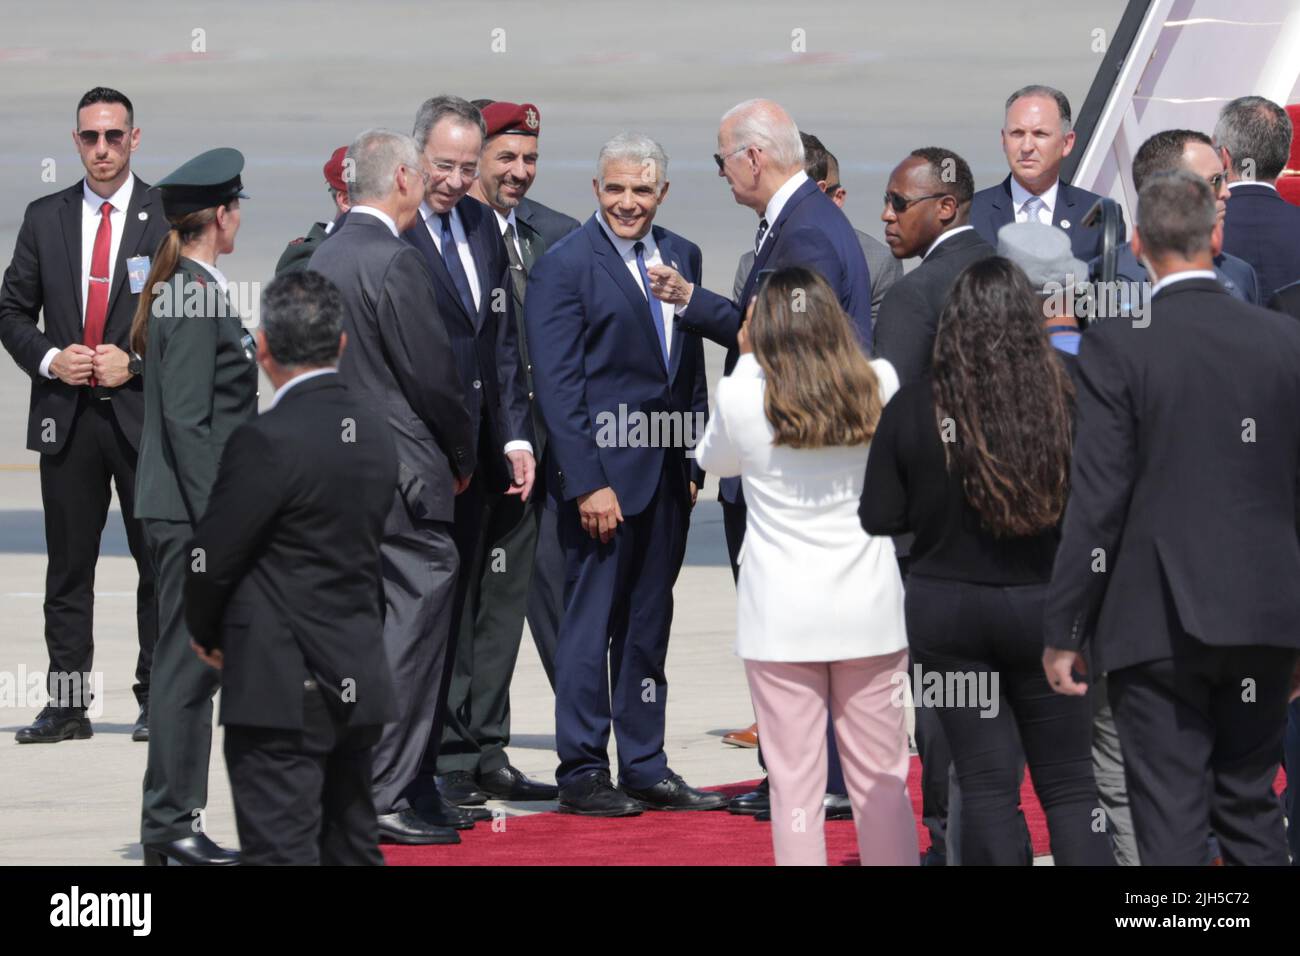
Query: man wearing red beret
274 145 351 275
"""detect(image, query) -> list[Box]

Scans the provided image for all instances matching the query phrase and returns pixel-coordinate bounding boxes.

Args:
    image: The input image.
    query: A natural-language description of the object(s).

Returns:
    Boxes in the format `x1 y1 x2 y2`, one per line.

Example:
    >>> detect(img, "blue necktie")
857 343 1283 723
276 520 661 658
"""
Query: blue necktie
438 212 478 318
634 241 669 364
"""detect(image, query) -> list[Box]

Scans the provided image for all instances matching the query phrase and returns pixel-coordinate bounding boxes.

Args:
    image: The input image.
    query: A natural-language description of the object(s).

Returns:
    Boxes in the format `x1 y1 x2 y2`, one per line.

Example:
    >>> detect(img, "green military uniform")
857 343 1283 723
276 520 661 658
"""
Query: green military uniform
133 149 259 851
274 220 329 276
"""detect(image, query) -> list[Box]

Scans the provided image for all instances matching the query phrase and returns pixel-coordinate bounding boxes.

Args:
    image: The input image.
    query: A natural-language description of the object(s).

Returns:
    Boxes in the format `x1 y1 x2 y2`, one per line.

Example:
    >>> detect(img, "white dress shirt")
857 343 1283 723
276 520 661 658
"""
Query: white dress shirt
268 367 337 410
923 223 975 260
596 214 673 359
1010 177 1059 224
758 170 810 252
1151 268 1218 296
421 202 481 311
695 353 907 662
493 207 524 262
348 205 400 237
40 176 136 379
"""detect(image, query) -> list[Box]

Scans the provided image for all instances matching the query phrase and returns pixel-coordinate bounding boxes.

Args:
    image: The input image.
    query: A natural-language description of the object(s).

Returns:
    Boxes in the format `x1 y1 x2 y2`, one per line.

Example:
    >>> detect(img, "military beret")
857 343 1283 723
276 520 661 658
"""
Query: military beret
482 102 541 139
323 145 349 192
156 147 248 218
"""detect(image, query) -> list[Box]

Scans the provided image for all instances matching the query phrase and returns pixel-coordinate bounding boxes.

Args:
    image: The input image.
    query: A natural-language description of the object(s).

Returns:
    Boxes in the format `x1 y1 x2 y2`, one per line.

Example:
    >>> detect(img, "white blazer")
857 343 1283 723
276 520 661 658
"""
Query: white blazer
696 353 907 662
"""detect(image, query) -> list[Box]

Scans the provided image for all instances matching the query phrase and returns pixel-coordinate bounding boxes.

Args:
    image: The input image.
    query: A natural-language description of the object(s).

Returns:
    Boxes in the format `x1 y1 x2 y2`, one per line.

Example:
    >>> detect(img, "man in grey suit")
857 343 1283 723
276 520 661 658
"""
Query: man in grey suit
307 129 476 846
732 132 901 320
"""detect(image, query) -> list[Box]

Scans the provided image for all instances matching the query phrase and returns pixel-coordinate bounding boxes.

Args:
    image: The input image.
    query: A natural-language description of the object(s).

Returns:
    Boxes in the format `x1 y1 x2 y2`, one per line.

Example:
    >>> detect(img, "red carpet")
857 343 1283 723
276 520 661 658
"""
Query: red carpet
383 759 1288 866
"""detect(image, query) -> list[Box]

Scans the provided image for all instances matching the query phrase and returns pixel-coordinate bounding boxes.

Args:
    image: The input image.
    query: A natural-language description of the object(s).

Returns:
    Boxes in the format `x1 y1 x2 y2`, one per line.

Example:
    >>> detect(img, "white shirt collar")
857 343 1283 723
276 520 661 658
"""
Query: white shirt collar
1151 269 1218 296
349 205 400 237
923 224 975 259
421 201 460 230
82 174 134 214
492 207 517 236
269 367 337 410
188 257 229 294
763 170 809 230
1227 180 1278 192
596 212 657 259
1009 176 1059 215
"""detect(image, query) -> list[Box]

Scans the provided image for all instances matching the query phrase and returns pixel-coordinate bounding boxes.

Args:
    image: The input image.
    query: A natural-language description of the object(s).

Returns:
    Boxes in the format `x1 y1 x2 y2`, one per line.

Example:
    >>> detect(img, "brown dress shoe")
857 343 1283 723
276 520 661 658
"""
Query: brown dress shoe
722 722 758 748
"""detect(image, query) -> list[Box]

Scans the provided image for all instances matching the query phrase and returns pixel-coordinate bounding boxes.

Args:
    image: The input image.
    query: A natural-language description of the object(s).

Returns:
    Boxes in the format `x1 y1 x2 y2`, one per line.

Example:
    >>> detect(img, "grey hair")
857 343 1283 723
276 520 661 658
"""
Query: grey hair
346 129 420 204
1214 95 1293 181
597 132 669 188
720 99 804 169
412 94 485 149
260 271 345 368
1005 84 1073 135
1137 169 1217 260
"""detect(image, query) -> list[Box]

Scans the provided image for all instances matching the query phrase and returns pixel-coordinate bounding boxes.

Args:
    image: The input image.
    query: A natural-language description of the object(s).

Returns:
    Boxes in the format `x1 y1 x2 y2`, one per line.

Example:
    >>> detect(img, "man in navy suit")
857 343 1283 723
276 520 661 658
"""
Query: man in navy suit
971 85 1120 262
525 132 718 816
1089 129 1260 306
1214 95 1300 299
403 95 538 824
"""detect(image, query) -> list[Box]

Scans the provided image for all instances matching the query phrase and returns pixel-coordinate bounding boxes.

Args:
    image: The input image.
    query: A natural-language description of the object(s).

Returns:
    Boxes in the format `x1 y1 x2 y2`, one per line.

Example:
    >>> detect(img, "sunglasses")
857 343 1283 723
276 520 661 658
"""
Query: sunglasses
883 191 948 213
78 128 129 147
713 144 758 172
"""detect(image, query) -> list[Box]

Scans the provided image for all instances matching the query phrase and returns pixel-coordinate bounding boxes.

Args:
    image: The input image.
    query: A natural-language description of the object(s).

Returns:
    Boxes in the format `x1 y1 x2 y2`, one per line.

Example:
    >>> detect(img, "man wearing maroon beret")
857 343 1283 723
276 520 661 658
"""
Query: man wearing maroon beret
429 99 580 805
274 145 352 275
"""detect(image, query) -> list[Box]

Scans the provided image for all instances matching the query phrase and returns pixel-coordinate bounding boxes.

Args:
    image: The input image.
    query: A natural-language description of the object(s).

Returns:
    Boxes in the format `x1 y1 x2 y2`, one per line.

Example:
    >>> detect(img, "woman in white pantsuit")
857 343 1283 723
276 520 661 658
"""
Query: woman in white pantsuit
696 267 916 866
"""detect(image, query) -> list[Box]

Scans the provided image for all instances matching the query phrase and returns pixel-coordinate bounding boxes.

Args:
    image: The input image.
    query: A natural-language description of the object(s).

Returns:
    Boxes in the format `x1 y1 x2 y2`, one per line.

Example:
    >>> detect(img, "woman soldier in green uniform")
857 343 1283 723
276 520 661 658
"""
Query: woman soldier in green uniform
129 148 257 866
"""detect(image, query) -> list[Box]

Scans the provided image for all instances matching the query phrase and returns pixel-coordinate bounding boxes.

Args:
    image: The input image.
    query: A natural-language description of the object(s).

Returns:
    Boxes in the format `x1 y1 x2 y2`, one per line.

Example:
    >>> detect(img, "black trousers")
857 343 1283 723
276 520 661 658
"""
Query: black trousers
225 684 385 866
437 482 540 775
525 496 562 689
140 517 219 844
39 394 155 709
904 574 1114 866
1108 634 1295 866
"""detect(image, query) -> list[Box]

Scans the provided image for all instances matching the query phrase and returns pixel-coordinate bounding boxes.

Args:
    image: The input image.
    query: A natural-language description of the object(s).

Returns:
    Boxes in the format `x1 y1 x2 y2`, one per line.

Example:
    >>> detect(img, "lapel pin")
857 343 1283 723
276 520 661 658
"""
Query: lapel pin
138 211 149 221
1060 219 1070 229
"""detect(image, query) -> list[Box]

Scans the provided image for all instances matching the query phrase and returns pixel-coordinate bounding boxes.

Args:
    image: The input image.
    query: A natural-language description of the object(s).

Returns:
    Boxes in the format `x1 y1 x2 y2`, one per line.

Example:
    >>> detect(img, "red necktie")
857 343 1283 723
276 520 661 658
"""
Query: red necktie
83 200 113 384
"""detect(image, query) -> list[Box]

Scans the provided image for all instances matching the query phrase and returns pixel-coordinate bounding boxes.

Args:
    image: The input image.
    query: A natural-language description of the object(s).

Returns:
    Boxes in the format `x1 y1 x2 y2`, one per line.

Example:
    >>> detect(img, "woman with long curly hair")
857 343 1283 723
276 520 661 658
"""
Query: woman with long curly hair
697 266 916 867
861 256 1112 865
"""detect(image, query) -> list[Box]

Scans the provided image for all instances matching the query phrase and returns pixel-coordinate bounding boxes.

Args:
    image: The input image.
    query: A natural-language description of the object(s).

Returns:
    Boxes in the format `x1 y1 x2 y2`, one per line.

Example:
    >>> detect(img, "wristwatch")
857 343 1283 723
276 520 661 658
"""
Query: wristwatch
128 352 143 377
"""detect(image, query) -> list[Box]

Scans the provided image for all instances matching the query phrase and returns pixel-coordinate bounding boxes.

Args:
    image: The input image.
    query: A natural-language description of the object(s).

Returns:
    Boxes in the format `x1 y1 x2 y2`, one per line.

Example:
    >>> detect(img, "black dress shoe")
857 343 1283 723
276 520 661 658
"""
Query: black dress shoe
727 777 769 815
622 772 728 811
132 706 149 743
15 707 92 744
437 770 489 807
478 765 559 801
755 793 852 822
558 770 643 817
413 796 477 830
377 809 461 845
142 833 239 866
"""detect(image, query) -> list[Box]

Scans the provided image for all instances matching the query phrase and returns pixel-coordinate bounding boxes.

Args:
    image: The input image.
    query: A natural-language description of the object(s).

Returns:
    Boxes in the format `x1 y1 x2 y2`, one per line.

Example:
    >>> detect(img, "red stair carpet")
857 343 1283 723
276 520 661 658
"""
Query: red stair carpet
383 758 1288 866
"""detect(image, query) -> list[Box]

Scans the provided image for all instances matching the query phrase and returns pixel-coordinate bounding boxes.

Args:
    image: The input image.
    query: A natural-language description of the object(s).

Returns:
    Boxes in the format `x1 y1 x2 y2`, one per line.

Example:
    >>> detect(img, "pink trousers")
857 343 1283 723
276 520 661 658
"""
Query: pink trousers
744 649 918 866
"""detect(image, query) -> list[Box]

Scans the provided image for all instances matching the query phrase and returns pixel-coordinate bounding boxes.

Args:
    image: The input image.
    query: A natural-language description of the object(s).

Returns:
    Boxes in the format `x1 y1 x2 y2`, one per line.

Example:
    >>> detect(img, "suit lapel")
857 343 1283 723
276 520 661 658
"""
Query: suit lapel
988 175 1014 236
586 216 668 376
738 179 819 309
60 187 83 319
106 175 156 321
405 218 475 330
461 202 493 330
1053 181 1076 231
656 228 687 383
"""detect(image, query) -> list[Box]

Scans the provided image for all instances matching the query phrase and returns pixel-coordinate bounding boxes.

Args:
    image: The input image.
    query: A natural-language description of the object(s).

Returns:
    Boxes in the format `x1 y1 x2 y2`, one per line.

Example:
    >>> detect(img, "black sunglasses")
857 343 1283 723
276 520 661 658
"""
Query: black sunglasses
78 128 128 147
883 191 948 213
714 144 759 172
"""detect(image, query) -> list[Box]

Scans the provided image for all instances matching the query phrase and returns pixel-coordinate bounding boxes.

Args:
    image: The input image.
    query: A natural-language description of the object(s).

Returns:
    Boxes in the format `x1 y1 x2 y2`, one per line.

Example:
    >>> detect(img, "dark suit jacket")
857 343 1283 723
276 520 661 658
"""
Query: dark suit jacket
184 374 400 730
517 196 581 249
971 175 1121 262
307 211 474 526
1045 277 1300 673
0 174 169 453
873 228 996 386
1267 277 1300 319
404 197 532 493
525 215 708 516
1222 182 1300 299
1089 242 1260 304
733 227 901 323
133 258 259 524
